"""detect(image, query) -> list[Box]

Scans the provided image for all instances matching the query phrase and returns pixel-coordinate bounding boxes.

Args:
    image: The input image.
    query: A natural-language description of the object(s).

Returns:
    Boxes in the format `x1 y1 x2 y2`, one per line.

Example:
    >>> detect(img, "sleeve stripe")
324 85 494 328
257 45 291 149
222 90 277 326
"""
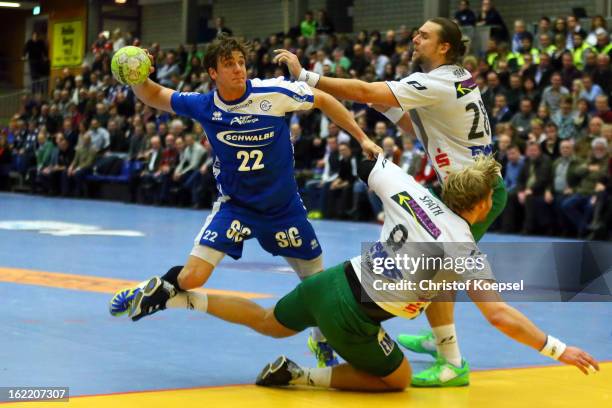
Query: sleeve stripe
251 86 314 103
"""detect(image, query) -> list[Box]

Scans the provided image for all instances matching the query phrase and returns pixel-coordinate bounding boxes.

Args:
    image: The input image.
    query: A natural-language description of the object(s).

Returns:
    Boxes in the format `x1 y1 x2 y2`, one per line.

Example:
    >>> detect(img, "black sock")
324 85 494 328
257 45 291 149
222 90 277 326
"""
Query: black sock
162 265 184 291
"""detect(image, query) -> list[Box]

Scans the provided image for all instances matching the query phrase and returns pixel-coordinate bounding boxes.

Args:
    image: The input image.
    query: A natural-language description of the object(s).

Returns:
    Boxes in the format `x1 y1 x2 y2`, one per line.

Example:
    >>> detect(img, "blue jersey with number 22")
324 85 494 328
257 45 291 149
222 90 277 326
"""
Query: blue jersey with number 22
171 77 314 215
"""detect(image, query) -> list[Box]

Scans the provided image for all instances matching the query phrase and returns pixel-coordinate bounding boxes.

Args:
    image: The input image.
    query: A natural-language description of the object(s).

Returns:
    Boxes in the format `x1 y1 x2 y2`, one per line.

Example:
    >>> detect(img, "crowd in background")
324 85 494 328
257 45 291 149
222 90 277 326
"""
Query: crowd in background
2 0 611 240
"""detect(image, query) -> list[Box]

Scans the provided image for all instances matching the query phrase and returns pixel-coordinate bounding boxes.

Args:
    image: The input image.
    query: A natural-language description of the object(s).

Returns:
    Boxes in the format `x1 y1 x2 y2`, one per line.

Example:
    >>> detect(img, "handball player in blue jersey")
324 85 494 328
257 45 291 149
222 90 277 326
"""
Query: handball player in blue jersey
109 35 381 366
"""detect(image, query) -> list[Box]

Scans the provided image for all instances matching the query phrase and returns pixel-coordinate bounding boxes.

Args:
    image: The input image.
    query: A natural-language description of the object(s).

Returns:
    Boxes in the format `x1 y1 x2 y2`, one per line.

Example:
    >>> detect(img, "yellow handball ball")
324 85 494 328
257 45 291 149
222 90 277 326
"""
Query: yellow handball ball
111 46 151 86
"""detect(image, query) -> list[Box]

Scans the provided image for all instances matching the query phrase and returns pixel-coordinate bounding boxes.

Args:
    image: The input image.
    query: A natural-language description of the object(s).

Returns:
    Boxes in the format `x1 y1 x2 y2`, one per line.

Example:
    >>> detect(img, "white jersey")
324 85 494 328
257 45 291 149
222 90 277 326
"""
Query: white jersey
387 65 493 180
350 155 493 320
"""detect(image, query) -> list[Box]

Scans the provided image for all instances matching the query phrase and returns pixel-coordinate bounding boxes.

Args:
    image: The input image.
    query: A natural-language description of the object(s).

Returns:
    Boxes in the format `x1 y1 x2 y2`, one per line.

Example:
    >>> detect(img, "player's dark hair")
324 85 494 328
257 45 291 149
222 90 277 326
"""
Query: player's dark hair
428 17 467 64
204 34 251 72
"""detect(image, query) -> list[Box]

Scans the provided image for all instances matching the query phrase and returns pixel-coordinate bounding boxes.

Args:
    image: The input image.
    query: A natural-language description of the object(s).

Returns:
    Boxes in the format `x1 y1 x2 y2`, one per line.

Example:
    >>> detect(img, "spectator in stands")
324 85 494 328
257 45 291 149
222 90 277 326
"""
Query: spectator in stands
586 16 607 47
315 9 334 35
511 98 535 138
511 20 530 54
594 95 612 123
541 72 569 115
534 17 552 48
157 52 181 88
64 133 97 197
39 134 74 195
579 74 603 109
476 0 508 42
516 142 553 234
552 95 578 140
300 11 317 39
491 94 513 128
131 135 163 204
482 71 505 112
163 133 204 205
303 136 339 219
562 137 609 236
215 17 233 37
23 32 49 91
31 130 55 192
454 0 476 27
550 139 582 235
565 14 587 50
325 142 356 219
500 144 525 232
127 123 147 162
576 117 604 159
560 51 581 89
0 132 12 191
592 54 611 96
540 122 560 161
88 118 110 153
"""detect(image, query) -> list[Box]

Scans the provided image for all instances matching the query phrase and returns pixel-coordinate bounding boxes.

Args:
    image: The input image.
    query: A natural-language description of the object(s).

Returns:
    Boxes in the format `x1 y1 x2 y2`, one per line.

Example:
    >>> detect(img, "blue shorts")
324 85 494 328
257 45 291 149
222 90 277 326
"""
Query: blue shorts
194 195 322 261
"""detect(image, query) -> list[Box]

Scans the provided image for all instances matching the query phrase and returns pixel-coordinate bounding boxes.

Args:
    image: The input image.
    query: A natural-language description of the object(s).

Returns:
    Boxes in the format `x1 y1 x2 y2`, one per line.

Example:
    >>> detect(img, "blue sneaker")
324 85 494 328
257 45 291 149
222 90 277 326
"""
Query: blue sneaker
109 287 141 317
307 335 339 367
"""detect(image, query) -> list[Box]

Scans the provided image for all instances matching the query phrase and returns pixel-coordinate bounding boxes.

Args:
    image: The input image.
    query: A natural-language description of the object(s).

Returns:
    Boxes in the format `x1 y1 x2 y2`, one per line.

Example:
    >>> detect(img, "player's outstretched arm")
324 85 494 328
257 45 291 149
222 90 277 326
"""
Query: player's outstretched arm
468 283 600 375
132 79 175 113
274 49 399 107
312 88 382 159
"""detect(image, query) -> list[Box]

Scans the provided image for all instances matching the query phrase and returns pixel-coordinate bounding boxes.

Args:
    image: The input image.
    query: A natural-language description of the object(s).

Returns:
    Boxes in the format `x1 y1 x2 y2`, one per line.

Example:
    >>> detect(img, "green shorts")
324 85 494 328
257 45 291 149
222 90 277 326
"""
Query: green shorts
470 175 507 242
274 263 404 377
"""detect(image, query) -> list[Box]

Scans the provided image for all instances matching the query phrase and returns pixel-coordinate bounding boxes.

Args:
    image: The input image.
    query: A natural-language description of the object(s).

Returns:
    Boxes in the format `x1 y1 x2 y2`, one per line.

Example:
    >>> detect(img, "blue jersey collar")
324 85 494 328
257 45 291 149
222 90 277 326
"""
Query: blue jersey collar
215 79 252 106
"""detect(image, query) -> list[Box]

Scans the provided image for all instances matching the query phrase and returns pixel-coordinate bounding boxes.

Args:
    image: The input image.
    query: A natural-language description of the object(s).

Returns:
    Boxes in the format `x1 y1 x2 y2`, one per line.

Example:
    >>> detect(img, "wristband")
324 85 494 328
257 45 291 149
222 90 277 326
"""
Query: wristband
382 107 404 124
539 335 567 360
298 68 320 87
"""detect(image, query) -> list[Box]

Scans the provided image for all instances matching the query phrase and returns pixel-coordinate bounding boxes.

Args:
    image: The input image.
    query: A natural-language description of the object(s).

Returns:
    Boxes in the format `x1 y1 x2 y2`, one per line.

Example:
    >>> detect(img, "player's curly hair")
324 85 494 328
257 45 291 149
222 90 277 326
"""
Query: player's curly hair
204 34 251 72
442 155 501 213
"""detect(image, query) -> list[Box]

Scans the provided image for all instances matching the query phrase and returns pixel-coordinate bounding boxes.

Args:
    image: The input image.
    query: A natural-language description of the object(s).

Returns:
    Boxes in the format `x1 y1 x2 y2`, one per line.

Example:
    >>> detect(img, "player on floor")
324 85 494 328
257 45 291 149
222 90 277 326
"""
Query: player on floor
128 155 598 391
274 17 507 385
108 35 381 367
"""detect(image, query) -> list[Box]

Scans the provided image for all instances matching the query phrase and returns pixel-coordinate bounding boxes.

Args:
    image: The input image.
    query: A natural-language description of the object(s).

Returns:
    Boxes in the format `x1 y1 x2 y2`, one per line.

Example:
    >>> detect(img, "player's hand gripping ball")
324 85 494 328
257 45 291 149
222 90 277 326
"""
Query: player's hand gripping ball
111 46 151 86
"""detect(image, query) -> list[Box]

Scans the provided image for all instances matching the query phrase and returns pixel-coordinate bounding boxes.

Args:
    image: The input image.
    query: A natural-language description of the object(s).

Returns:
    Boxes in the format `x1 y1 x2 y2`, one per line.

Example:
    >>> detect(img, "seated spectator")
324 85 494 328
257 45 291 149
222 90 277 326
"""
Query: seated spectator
516 142 553 234
214 16 233 37
562 138 609 236
550 139 582 235
491 94 513 128
586 16 607 47
551 95 578 140
594 95 612 123
325 143 356 219
510 98 535 138
160 133 204 205
303 136 339 219
157 52 181 88
89 118 110 153
31 130 56 193
576 117 604 159
541 72 569 115
560 51 582 89
579 74 603 108
573 98 591 133
592 54 611 96
300 11 316 39
540 121 560 160
64 133 97 197
39 134 74 195
571 32 595 71
500 144 525 232
130 135 163 204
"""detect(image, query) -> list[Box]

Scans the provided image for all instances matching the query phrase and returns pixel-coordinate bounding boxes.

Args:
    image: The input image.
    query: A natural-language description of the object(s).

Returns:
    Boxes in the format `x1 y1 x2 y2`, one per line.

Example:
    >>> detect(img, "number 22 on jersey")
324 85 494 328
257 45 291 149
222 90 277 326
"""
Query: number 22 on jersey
237 150 264 171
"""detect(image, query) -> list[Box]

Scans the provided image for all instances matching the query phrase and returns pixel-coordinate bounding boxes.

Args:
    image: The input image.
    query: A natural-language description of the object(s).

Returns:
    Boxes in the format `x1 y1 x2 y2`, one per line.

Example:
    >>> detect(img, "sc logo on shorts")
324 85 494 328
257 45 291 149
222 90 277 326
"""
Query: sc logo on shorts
226 220 251 243
275 227 302 248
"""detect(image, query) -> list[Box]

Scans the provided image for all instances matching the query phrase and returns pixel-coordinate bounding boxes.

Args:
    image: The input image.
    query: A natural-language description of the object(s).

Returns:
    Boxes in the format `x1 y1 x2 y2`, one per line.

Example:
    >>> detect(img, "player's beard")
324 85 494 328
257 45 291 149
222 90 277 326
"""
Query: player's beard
412 52 427 69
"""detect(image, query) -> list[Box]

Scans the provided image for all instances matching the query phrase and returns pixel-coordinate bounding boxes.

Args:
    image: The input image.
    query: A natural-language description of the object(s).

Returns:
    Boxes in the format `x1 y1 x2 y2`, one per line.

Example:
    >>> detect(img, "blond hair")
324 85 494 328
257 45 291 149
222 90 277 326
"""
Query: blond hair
442 155 501 213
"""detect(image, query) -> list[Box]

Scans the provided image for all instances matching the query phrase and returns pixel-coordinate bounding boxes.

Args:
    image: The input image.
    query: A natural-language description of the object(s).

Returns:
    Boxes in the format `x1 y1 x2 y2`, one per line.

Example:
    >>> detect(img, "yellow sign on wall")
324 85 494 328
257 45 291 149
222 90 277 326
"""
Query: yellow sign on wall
51 20 84 68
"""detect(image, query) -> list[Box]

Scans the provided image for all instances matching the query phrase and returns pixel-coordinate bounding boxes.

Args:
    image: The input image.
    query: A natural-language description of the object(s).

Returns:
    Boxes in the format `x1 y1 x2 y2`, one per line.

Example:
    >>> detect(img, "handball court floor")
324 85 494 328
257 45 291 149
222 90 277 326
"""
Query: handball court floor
0 192 610 407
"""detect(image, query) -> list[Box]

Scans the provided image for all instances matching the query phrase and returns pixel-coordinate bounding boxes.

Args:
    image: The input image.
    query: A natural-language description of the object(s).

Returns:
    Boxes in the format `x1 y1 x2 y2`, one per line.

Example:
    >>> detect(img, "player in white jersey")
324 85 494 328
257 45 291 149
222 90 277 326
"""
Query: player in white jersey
274 17 508 385
141 155 598 391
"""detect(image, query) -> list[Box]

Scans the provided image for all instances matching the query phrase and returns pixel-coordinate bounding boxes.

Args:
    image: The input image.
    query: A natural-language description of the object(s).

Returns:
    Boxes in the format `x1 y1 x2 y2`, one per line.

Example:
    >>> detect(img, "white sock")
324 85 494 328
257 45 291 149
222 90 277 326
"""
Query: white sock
310 327 326 343
290 366 332 388
166 291 208 313
432 324 462 367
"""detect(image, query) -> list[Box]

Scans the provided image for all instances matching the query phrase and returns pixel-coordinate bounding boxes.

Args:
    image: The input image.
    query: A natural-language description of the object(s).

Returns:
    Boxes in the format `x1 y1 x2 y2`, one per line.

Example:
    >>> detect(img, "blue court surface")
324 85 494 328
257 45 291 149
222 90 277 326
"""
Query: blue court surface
0 192 610 407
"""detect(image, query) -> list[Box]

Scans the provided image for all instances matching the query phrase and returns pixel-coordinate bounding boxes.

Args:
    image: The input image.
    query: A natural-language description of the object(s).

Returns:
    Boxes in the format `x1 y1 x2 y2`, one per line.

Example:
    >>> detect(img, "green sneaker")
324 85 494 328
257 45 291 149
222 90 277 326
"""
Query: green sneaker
397 331 438 358
307 335 339 367
307 210 323 220
411 357 470 387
